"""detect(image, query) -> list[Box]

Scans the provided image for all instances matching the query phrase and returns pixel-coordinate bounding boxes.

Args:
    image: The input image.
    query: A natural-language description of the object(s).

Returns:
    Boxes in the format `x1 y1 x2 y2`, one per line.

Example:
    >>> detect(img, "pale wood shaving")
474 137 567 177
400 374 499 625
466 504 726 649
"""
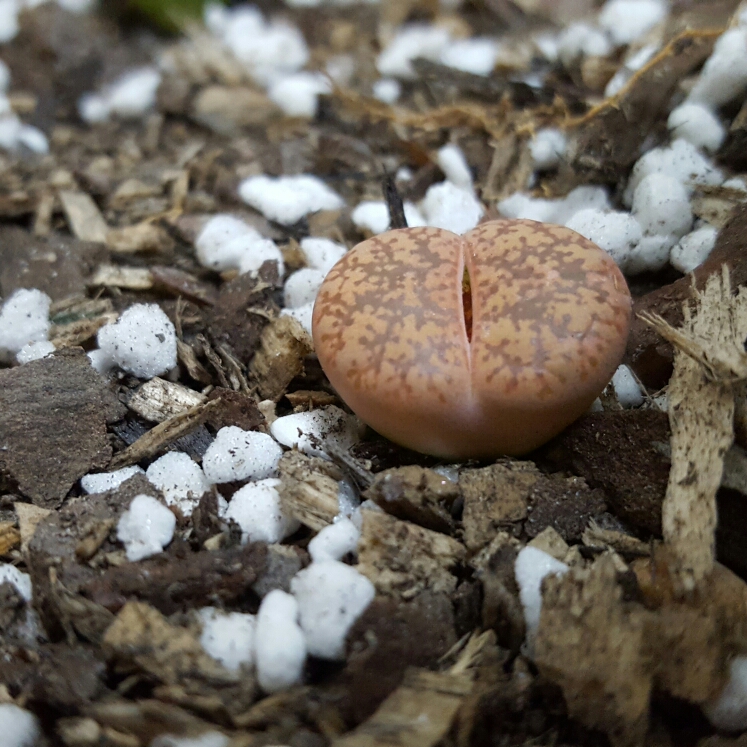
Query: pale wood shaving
331 667 474 747
58 190 109 243
691 185 747 229
582 521 650 557
50 297 114 320
75 518 116 562
49 313 118 349
176 338 212 385
174 25 249 86
167 169 190 211
14 502 51 553
198 333 231 389
357 508 466 598
277 450 343 531
89 264 154 290
215 342 250 393
128 378 207 423
32 190 54 237
445 629 496 675
102 601 238 685
0 521 20 556
49 298 118 349
105 223 172 253
527 526 569 561
108 178 163 209
249 315 313 401
459 460 539 551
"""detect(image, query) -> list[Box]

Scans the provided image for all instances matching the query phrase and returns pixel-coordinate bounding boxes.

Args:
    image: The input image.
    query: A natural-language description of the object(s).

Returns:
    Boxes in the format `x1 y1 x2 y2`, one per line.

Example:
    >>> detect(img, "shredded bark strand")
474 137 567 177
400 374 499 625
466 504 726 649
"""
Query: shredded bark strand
641 267 747 587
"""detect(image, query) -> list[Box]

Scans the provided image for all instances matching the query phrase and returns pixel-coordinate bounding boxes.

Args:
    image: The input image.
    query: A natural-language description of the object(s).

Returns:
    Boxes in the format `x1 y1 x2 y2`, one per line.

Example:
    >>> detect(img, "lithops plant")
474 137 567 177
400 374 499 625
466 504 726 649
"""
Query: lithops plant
312 220 632 459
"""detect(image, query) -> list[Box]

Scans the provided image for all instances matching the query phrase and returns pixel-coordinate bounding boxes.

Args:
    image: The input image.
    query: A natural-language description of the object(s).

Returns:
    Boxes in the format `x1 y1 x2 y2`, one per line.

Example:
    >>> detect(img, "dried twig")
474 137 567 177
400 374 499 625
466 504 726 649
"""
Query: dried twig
382 173 407 230
109 399 222 469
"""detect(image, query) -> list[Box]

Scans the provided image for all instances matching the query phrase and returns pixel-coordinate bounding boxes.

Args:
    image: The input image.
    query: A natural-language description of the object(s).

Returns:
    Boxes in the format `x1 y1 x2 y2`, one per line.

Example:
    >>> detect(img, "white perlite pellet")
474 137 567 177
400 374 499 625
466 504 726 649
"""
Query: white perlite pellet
420 181 484 235
530 128 567 171
0 703 41 747
117 494 176 562
667 103 725 154
0 288 51 363
0 563 32 601
308 518 361 562
564 209 642 268
670 225 718 274
238 174 344 226
270 406 363 459
631 173 692 239
222 478 300 544
291 559 375 659
202 426 283 483
703 656 747 731
436 144 473 189
145 452 210 517
81 466 145 494
611 365 645 408
198 607 256 671
255 589 307 692
514 546 568 637
300 237 347 273
284 268 326 309
97 304 177 379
